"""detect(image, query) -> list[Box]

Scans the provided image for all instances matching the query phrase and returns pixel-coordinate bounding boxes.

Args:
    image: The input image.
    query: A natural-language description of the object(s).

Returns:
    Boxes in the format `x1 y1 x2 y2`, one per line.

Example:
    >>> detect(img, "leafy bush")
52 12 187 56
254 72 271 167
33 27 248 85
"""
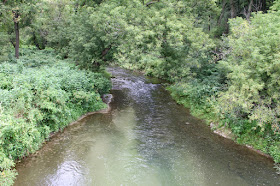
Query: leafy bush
219 9 280 122
0 48 111 185
111 1 215 82
216 8 280 145
0 32 12 62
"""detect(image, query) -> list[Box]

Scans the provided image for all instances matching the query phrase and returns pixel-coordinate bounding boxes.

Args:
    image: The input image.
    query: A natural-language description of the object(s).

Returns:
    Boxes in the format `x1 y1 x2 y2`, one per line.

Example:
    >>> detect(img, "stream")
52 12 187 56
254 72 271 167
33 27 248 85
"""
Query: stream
14 67 280 186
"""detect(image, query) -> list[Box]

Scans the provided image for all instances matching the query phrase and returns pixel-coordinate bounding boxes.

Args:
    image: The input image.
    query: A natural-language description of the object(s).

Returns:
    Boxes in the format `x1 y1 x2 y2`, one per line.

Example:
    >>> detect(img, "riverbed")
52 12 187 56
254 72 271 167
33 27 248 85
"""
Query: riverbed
14 67 280 186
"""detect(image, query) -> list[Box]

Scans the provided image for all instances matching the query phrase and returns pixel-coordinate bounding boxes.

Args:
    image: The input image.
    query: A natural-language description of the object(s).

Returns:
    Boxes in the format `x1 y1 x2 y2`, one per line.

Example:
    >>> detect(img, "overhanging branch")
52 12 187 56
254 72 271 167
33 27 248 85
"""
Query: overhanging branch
146 0 160 7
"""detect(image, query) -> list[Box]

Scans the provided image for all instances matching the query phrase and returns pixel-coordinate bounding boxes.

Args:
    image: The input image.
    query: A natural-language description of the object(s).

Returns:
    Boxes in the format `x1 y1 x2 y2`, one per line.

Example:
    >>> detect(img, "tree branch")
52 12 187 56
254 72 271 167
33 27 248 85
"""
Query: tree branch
146 0 160 7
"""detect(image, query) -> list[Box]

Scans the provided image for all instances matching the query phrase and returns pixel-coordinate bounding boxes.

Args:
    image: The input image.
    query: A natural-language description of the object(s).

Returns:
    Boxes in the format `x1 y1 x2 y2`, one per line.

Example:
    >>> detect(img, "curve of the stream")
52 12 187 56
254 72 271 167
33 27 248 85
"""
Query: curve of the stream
14 67 280 186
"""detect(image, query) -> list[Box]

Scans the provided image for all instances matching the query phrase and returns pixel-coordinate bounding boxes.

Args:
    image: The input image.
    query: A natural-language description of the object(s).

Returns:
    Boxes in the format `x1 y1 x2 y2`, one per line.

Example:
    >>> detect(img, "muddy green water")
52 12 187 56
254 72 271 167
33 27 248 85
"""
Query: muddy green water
15 67 280 186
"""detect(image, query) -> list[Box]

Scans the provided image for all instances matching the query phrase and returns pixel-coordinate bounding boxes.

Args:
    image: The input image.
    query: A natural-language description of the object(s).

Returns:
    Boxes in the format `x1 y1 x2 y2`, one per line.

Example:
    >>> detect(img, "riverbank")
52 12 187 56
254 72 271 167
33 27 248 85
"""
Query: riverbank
115 62 280 173
0 48 112 186
167 85 280 173
14 66 280 185
111 64 280 171
48 94 113 140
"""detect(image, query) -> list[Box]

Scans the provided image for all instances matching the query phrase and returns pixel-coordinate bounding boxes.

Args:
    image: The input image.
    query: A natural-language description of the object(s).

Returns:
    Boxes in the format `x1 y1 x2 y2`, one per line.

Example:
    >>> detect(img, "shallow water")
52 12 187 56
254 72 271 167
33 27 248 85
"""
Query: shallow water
14 67 280 186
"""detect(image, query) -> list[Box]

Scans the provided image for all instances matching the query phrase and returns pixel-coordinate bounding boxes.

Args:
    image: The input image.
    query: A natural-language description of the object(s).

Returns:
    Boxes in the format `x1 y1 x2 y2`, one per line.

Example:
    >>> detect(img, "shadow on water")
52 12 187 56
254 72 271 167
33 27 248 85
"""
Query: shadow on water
14 67 280 186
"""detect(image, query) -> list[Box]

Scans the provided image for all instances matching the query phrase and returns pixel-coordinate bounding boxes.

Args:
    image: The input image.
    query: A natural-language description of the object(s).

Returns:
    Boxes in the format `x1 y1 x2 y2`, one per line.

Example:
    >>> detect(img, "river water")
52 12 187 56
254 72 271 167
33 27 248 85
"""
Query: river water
14 67 280 186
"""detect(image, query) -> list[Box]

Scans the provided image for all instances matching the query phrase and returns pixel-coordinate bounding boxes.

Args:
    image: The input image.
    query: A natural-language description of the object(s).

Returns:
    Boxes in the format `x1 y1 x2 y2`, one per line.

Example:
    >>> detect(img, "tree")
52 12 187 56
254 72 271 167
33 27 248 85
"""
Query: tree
216 0 277 34
12 8 20 58
28 0 74 51
1 0 37 58
218 7 280 134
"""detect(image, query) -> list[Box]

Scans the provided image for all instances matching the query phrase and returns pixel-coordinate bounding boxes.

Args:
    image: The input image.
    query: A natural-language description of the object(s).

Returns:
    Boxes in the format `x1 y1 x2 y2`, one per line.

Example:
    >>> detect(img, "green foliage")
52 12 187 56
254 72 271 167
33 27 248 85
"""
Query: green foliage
218 11 280 134
17 0 218 72
0 150 17 186
272 0 280 10
222 10 280 161
0 0 38 50
168 8 280 164
167 80 220 123
0 31 12 62
107 1 215 82
75 0 104 6
165 5 280 165
67 5 120 70
0 0 279 180
0 48 111 185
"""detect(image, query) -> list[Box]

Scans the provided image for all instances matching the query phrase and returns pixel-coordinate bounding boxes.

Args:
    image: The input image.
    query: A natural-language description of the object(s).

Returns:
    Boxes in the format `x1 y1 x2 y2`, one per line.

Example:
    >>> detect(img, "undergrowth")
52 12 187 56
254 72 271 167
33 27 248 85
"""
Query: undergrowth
0 48 111 185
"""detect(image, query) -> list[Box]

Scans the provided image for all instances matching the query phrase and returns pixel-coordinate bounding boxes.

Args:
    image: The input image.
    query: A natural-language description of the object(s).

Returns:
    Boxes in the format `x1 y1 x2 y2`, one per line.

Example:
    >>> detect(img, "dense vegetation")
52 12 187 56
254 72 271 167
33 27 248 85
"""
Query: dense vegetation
0 0 280 184
0 48 111 185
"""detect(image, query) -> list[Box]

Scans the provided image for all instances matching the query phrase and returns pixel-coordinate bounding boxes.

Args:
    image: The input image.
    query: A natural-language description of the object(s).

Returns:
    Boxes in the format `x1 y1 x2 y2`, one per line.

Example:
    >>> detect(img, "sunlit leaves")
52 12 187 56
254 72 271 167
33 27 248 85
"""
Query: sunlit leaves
218 10 280 134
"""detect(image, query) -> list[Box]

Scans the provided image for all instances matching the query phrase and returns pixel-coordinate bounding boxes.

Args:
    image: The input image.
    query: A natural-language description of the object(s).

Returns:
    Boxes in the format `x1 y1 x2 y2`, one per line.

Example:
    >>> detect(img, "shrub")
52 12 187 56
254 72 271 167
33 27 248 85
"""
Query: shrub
0 48 111 185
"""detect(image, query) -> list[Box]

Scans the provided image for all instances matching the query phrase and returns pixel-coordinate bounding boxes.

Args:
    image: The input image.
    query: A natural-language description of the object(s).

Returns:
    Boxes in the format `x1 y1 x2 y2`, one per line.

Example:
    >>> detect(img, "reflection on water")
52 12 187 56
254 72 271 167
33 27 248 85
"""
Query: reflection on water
15 67 280 186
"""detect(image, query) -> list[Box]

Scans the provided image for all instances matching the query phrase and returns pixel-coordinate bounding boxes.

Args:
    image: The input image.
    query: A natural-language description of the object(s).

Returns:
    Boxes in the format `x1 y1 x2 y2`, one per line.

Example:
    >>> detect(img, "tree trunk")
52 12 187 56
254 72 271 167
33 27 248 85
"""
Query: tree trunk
208 15 211 32
218 0 227 25
261 0 267 12
13 10 20 59
245 0 253 20
14 22 20 59
101 45 112 60
146 0 160 7
230 0 236 18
